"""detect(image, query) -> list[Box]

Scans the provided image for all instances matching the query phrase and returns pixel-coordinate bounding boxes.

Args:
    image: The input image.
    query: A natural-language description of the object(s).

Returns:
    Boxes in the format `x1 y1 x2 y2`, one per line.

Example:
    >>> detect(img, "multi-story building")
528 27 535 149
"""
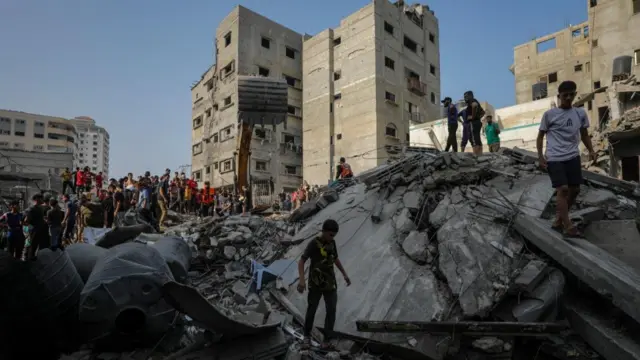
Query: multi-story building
190 5 304 194
511 0 640 126
0 109 78 165
302 0 441 185
191 65 215 178
68 116 110 180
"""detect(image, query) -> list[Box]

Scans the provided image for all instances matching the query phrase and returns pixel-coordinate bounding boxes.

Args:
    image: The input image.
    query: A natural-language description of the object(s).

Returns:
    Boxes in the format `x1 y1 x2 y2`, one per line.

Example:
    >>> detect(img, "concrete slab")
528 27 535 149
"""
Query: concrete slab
282 184 446 359
584 220 640 274
437 203 522 317
513 214 640 325
565 299 640 360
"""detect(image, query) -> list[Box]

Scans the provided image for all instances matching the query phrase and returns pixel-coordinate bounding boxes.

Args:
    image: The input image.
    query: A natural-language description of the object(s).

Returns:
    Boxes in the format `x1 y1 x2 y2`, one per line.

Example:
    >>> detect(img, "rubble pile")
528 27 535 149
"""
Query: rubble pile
583 105 640 174
279 149 640 359
2 148 640 360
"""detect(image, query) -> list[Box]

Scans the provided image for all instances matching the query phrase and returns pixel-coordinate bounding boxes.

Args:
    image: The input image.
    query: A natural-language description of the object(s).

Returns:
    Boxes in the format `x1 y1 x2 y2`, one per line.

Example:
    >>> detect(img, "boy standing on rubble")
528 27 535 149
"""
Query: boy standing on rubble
443 97 459 152
297 219 351 348
537 80 596 237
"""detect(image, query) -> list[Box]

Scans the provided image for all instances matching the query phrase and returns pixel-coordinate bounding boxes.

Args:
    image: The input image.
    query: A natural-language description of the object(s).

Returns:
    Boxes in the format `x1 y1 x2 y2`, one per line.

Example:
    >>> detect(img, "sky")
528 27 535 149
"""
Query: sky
0 0 588 178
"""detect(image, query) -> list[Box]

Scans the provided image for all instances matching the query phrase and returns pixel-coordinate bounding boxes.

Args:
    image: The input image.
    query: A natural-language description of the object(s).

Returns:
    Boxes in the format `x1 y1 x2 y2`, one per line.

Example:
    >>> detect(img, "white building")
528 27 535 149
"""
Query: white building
69 116 110 180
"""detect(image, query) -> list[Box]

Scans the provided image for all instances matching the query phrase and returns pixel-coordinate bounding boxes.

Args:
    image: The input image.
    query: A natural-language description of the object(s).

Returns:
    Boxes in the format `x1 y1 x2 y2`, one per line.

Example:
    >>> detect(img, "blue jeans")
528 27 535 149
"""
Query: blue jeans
49 226 62 249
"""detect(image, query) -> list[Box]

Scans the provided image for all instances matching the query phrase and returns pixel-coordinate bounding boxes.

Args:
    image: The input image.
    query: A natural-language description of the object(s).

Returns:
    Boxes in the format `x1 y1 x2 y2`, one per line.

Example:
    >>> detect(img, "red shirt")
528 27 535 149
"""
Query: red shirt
95 175 103 186
84 172 93 183
76 171 85 185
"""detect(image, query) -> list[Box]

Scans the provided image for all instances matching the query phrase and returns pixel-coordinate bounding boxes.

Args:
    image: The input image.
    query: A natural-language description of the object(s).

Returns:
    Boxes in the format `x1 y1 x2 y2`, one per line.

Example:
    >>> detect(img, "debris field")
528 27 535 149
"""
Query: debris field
1 147 640 360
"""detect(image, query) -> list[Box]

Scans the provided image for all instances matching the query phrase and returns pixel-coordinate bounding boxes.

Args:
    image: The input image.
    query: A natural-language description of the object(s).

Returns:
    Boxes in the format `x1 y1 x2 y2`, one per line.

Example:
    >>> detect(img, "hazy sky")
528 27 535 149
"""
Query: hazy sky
0 0 587 177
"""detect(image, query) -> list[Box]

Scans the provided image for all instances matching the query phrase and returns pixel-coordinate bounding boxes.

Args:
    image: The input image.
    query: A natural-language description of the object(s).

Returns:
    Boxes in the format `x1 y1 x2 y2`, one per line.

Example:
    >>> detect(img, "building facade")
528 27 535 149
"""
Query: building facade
512 0 640 126
68 116 110 179
302 0 441 185
0 109 78 162
191 5 304 194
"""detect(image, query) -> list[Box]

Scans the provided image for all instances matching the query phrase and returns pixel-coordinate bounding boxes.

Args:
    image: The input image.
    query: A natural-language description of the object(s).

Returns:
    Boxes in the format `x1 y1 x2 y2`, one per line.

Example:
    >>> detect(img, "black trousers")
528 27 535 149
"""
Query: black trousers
444 123 458 152
200 204 210 217
62 181 74 195
304 288 337 340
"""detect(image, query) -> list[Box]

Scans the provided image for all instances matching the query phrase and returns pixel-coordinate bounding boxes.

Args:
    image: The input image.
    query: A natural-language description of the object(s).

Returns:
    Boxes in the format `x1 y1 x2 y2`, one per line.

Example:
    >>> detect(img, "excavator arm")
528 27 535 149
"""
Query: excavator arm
235 76 289 198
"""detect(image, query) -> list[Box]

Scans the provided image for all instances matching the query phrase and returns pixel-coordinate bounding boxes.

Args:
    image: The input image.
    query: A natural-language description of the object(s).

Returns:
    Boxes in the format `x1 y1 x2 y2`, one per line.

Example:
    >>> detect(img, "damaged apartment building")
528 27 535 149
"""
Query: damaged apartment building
302 0 441 186
191 6 304 194
511 0 640 126
511 0 640 181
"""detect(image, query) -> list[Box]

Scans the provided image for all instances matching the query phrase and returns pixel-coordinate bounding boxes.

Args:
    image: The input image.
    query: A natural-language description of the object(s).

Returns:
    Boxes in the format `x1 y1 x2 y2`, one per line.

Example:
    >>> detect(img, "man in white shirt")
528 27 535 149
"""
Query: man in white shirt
537 80 596 237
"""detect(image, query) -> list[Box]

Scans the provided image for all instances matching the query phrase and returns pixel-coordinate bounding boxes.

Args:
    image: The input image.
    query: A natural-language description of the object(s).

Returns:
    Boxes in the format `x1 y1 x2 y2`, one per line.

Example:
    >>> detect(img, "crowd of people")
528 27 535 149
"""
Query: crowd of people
0 156 359 261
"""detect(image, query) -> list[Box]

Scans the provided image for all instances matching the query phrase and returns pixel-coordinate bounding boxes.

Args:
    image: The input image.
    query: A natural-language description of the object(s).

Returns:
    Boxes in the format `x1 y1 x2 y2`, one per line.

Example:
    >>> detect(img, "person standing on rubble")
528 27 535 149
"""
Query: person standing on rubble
458 109 471 152
464 91 486 155
24 193 49 260
158 174 169 230
443 97 459 152
75 167 85 196
297 219 351 348
1 201 25 259
61 167 74 195
61 194 77 244
46 198 64 251
537 80 596 237
483 115 501 152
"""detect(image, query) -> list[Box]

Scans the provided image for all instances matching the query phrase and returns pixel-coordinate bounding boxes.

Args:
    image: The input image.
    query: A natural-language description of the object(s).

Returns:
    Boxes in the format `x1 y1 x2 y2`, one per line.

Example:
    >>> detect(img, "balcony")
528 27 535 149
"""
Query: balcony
407 77 426 96
405 111 426 124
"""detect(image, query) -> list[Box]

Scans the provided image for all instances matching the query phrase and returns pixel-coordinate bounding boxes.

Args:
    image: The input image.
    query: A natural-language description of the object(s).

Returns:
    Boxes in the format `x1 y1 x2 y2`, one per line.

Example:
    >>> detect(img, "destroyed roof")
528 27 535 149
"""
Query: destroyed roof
274 149 640 359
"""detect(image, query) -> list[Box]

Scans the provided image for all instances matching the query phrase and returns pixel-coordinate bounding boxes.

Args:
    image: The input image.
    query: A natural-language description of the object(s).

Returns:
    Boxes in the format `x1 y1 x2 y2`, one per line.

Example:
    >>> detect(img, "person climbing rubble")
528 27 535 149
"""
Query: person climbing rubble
537 80 596 237
443 97 459 152
335 157 353 180
297 219 351 349
464 90 486 155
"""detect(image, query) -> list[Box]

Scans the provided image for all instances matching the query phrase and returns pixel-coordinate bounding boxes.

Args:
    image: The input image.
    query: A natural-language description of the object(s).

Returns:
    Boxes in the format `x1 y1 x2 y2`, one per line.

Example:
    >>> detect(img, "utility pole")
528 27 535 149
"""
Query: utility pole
177 164 191 176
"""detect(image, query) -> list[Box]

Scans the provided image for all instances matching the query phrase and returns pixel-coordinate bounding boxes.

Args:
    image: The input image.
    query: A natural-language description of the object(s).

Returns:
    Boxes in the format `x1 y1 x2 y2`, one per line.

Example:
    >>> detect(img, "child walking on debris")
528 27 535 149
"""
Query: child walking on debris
297 219 351 349
537 80 596 237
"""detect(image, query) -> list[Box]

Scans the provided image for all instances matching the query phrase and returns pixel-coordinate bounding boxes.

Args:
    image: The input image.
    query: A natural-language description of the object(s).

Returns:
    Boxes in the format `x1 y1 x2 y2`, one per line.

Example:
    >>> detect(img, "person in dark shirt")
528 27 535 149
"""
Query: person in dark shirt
158 174 170 229
103 186 115 228
24 193 49 260
297 219 351 348
113 186 126 225
46 199 64 251
61 194 77 244
1 201 25 259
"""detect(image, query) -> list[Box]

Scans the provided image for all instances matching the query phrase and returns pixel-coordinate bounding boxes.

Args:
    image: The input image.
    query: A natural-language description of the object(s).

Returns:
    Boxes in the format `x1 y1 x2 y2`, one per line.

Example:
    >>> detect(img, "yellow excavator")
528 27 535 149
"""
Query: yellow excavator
235 76 289 210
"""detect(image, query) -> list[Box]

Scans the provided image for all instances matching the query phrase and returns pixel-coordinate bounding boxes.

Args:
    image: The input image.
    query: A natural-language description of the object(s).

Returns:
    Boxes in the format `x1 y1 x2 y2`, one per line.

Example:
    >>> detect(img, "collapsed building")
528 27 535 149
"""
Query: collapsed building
1 148 640 360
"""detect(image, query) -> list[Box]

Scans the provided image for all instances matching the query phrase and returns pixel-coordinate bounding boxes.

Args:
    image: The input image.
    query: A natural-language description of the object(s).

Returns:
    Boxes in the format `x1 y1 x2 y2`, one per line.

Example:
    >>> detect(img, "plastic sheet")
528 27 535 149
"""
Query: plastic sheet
79 242 176 345
0 249 85 359
95 224 155 249
66 243 108 282
147 236 192 283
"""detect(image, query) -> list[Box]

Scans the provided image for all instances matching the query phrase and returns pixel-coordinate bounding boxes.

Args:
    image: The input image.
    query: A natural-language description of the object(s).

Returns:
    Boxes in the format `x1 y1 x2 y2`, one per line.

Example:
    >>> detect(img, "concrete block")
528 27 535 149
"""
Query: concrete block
565 299 640 360
403 190 423 212
513 214 640 325
584 220 640 273
394 208 416 234
569 207 605 224
512 259 548 294
401 231 431 264
437 204 520 317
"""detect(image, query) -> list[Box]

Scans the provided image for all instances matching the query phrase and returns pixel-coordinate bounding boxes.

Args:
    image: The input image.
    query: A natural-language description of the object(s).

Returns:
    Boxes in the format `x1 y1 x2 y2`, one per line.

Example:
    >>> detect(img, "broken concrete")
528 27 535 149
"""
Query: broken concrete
513 214 640 325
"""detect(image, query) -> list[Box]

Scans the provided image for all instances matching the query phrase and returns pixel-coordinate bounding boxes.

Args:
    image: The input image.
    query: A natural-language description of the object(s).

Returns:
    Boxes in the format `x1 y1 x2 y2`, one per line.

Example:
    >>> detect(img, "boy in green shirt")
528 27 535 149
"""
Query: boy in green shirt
484 115 501 152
